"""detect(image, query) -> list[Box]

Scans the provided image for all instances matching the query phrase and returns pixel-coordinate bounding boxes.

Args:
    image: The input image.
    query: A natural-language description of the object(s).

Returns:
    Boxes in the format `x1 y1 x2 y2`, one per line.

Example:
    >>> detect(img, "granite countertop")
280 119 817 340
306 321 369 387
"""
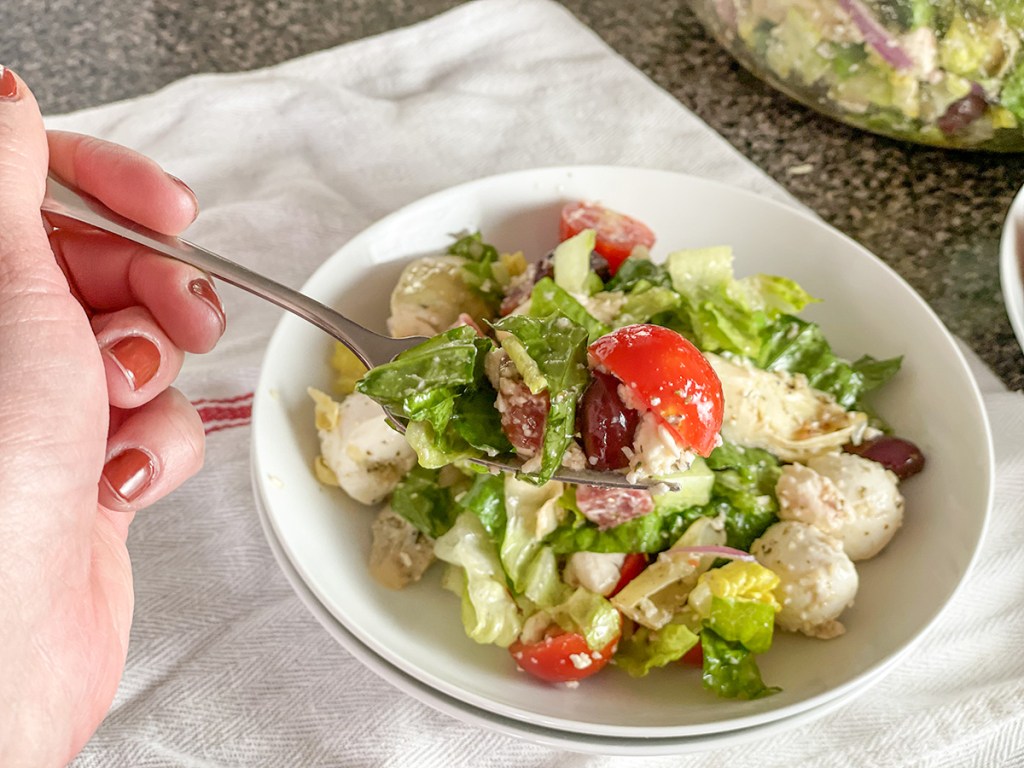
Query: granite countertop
6 0 1023 389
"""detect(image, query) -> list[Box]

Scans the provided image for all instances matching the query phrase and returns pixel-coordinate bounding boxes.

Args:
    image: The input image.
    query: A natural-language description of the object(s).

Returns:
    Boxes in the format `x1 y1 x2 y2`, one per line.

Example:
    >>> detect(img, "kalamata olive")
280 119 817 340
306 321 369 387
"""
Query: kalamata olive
535 249 611 284
500 250 611 315
844 435 925 480
938 85 988 135
577 370 640 470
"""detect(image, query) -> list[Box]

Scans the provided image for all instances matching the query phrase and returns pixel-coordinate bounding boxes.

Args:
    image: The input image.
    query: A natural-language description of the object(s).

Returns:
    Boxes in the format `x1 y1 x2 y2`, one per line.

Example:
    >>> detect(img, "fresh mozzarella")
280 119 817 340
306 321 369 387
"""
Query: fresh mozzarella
313 390 416 505
776 452 904 561
751 521 858 640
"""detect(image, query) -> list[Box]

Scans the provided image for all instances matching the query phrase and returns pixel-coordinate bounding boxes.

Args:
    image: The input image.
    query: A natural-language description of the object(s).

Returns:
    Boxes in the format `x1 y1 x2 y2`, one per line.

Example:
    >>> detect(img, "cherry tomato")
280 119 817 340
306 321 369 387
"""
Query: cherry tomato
559 202 656 275
588 324 724 457
681 642 703 667
609 553 648 597
509 631 619 683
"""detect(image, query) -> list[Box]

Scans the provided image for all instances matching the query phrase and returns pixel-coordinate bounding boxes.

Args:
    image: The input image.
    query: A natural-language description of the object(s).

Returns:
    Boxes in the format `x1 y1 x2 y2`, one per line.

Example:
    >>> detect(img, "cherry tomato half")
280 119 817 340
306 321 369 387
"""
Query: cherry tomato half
509 632 619 683
588 324 724 457
559 202 656 275
609 553 649 597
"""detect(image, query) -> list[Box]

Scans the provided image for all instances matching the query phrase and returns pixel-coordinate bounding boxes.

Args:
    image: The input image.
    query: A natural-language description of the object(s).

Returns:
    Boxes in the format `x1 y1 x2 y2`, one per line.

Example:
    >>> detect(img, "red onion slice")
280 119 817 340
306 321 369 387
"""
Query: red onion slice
837 0 914 71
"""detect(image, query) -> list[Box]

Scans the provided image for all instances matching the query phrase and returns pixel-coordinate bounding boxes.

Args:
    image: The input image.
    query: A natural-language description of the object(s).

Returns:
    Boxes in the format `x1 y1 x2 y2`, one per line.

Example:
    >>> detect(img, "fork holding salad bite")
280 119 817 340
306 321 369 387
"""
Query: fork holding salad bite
309 200 925 698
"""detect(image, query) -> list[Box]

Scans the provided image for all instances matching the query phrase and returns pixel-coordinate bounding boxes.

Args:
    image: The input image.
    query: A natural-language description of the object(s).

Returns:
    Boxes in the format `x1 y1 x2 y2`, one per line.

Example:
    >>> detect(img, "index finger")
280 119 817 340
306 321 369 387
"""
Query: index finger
47 130 198 236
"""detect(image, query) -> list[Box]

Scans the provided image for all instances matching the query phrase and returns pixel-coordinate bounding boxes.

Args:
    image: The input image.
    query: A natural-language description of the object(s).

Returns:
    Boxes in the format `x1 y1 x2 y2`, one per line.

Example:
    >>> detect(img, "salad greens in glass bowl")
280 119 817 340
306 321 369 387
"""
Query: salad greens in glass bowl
689 0 1024 150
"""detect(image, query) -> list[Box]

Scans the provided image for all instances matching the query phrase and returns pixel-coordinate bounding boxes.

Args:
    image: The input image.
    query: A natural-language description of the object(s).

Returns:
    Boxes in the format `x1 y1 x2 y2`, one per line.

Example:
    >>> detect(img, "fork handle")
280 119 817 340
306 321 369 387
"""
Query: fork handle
40 173 410 367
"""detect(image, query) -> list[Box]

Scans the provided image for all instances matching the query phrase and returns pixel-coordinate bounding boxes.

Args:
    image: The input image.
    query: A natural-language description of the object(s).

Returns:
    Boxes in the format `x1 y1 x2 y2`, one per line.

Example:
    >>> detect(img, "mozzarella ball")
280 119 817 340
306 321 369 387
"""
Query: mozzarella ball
751 521 858 640
776 452 904 561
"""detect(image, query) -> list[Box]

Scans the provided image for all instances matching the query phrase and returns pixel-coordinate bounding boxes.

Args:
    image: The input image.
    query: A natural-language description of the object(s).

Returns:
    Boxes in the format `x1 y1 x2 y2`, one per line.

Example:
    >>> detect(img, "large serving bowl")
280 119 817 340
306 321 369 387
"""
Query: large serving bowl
251 166 993 740
689 0 1024 151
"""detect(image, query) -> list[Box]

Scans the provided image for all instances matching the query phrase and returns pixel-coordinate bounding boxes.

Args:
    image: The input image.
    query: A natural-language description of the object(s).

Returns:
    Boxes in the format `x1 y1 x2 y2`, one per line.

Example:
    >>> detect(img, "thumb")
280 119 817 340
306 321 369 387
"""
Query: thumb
0 66 54 288
0 67 105 499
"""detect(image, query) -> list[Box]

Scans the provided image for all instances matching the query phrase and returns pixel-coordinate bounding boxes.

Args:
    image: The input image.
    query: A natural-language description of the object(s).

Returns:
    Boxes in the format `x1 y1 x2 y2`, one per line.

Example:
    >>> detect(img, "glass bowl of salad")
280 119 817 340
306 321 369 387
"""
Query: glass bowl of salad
688 0 1024 150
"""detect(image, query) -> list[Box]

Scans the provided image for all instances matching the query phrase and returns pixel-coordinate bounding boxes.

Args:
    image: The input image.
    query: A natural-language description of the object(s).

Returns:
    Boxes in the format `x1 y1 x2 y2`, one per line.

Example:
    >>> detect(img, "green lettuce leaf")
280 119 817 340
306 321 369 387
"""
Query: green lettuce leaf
665 246 816 358
604 256 672 292
456 473 506 539
615 623 700 678
491 314 590 484
434 512 522 647
696 442 782 551
705 596 776 656
389 466 457 538
756 315 902 411
700 629 779 700
449 231 503 311
548 587 622 652
529 277 610 343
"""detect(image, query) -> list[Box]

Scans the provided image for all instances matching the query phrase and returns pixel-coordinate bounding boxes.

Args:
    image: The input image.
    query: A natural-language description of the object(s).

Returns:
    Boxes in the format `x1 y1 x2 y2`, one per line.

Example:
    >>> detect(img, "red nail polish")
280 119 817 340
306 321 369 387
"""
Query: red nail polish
102 448 155 504
189 278 227 333
105 336 161 390
0 66 18 100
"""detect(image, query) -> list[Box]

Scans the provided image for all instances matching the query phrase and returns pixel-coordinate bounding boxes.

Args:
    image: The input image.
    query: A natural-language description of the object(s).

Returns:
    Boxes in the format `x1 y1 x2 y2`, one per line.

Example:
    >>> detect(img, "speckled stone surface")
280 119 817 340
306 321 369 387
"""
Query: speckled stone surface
5 0 1023 389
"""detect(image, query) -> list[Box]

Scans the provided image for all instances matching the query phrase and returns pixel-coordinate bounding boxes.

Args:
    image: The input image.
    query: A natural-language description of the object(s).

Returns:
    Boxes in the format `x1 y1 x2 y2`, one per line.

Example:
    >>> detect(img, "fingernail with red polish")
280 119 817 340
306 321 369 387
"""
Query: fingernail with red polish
104 336 161 390
189 278 227 333
0 66 19 101
102 448 155 504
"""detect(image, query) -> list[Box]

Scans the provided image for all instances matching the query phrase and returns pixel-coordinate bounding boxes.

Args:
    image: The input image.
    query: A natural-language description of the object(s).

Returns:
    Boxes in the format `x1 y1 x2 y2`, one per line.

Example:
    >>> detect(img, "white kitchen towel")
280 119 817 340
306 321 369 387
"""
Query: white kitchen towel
45 0 1024 766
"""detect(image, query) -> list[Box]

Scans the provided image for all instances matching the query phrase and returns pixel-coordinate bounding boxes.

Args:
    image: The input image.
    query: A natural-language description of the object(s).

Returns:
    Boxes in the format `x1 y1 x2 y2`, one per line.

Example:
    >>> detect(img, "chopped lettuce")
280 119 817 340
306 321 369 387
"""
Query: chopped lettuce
449 232 503 311
435 512 523 647
604 256 673 292
615 623 699 678
456 473 506 539
695 442 782 551
756 314 902 411
665 246 816 358
701 629 780 700
389 466 458 538
499 478 566 608
690 561 781 698
491 314 590 484
548 587 622 652
356 325 509 467
529 277 610 343
552 228 597 295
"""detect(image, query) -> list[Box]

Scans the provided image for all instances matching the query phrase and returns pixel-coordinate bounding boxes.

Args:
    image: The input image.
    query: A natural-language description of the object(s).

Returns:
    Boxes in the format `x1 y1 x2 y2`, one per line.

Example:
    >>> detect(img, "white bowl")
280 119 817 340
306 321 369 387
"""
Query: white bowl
251 166 993 739
1000 185 1024 355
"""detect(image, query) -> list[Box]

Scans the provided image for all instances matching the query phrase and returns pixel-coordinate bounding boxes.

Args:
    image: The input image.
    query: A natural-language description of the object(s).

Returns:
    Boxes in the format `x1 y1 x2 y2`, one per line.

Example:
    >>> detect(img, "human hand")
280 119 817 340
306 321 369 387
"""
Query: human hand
0 67 226 767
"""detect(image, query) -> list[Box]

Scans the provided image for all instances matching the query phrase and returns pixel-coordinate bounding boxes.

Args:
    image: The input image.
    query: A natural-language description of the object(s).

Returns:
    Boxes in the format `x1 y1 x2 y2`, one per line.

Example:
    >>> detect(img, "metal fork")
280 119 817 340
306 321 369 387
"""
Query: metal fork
41 174 659 490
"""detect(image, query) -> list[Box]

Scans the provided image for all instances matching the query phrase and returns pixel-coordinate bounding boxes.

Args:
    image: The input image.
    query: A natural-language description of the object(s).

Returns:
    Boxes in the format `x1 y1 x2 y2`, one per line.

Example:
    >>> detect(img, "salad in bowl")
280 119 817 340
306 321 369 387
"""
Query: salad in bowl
307 200 925 700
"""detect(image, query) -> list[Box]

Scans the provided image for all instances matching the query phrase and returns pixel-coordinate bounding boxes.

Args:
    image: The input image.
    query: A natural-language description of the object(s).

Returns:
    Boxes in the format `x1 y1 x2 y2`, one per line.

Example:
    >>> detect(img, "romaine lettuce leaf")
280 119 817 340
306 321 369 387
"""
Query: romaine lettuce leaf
548 587 622 652
529 277 610 343
665 246 816 358
697 442 782 551
499 478 566 608
456 473 506 539
615 623 699 677
491 314 590 484
435 512 523 647
604 256 673 292
701 629 780 699
756 314 902 410
449 231 503 311
389 466 457 538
